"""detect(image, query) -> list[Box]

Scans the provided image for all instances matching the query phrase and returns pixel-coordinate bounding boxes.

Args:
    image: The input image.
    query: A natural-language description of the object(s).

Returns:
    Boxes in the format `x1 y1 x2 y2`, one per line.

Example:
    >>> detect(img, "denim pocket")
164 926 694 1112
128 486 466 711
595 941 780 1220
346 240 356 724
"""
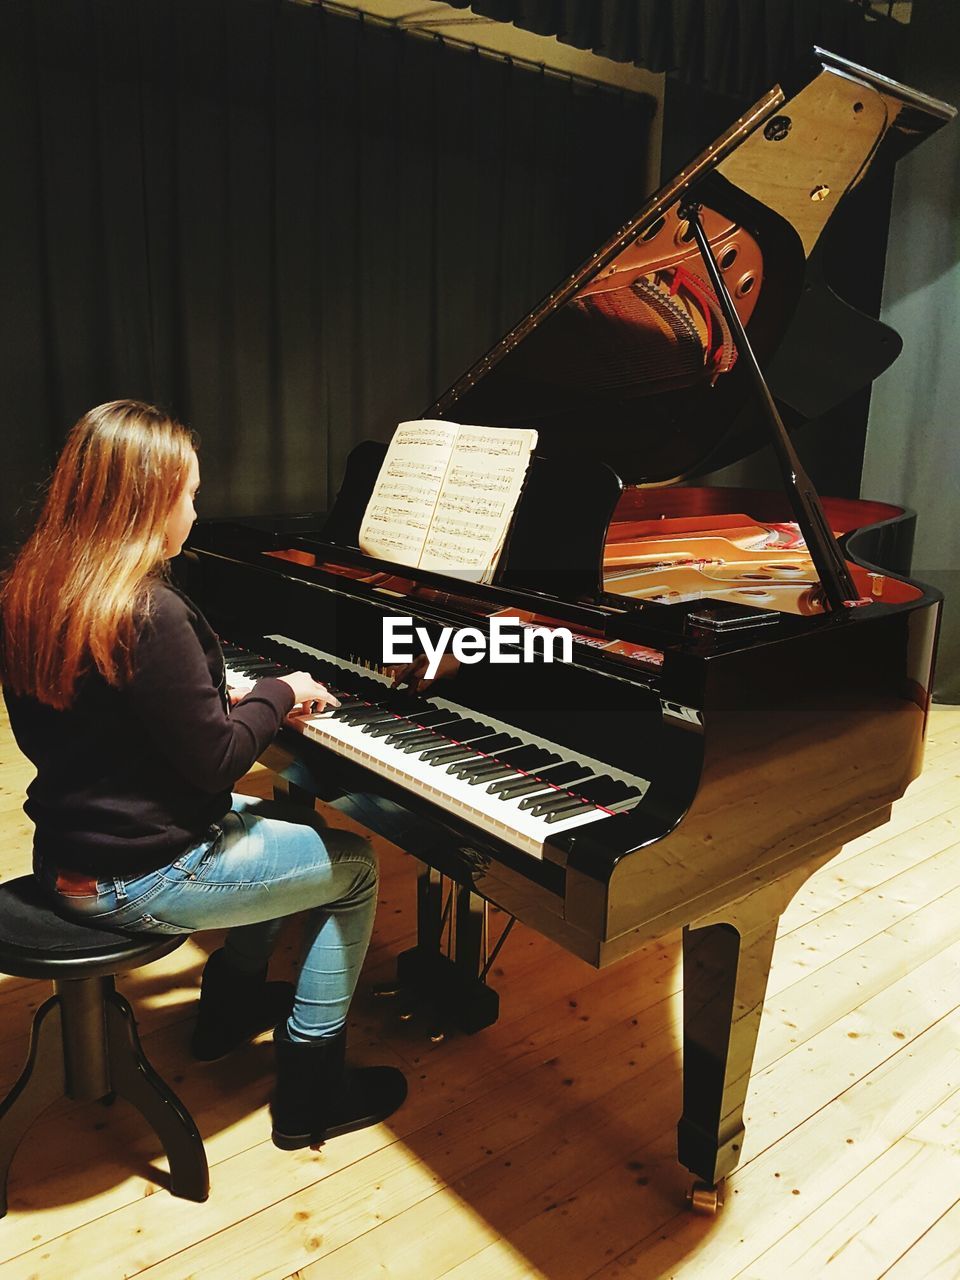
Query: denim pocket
161 824 226 884
57 876 166 929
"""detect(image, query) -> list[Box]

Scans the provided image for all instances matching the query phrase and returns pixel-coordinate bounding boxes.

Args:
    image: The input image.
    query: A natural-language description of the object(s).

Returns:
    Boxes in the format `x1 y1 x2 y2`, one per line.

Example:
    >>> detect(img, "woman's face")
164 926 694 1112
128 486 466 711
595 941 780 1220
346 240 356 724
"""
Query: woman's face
164 452 200 558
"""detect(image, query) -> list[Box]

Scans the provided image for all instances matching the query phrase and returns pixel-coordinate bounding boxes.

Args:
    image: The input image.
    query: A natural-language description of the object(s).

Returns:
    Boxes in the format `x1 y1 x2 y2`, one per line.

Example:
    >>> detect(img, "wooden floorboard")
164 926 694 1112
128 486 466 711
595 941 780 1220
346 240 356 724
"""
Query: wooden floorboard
0 704 957 1280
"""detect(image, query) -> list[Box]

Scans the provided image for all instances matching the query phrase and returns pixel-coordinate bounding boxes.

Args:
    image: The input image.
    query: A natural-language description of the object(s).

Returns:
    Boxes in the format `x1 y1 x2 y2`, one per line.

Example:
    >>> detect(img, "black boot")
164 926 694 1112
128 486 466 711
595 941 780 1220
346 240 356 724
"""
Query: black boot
191 949 294 1062
271 1023 407 1150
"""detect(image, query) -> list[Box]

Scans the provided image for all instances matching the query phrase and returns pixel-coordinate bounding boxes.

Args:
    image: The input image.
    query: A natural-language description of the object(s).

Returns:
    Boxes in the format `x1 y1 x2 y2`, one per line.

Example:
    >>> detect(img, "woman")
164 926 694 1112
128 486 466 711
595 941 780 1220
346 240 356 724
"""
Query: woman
0 399 406 1150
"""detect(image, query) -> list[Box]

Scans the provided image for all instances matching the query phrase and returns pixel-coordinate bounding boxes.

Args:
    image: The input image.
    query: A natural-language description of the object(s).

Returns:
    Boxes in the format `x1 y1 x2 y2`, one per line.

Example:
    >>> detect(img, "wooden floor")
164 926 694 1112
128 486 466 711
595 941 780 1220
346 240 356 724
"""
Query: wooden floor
0 704 959 1280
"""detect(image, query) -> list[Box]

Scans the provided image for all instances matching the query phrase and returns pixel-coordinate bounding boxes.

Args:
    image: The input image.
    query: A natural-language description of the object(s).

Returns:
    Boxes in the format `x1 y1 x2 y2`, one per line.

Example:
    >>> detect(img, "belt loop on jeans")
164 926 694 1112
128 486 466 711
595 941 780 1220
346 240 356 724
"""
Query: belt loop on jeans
113 876 128 904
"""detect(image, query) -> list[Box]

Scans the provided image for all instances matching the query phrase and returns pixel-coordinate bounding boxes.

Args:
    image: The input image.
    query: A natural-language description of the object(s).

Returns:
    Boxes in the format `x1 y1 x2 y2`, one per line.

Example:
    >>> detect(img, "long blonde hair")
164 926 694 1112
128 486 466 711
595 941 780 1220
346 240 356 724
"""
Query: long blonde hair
0 400 197 709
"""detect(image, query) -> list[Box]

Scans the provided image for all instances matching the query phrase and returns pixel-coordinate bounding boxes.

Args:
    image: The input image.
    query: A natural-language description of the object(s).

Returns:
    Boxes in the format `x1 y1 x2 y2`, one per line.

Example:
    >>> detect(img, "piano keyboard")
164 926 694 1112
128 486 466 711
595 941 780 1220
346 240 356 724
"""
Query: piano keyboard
223 634 649 860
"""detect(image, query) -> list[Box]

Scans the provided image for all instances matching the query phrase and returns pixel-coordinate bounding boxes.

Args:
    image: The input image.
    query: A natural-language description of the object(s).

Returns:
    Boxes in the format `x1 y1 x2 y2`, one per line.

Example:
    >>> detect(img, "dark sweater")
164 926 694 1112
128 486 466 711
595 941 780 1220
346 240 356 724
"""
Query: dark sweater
4 582 295 875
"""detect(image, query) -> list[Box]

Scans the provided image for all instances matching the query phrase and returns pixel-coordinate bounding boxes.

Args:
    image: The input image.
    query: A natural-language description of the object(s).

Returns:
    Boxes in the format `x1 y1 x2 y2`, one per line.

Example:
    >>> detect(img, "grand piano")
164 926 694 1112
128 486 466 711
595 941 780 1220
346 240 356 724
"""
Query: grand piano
178 50 954 1208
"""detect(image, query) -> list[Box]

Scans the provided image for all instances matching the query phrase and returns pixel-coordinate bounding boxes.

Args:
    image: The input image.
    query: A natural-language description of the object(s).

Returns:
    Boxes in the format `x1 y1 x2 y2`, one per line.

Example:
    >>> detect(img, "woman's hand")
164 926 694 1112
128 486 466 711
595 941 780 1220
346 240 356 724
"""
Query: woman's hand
277 671 341 715
387 652 460 694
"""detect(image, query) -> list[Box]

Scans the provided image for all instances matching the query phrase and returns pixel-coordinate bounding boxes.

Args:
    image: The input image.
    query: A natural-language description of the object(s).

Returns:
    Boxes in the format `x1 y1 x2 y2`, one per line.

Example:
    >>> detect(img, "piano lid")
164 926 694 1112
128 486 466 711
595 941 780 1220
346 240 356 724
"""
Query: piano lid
427 49 955 486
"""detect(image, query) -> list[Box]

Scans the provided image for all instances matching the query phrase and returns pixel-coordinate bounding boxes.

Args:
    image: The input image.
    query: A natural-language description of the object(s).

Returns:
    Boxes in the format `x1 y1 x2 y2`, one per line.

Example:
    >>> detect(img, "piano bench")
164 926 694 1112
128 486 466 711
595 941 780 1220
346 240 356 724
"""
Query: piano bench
0 875 209 1215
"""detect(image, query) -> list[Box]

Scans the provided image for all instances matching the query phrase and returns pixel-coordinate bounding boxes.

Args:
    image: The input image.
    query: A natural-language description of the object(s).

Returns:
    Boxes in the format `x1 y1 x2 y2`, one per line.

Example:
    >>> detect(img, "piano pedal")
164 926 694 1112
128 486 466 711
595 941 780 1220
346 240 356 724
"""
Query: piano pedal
428 1027 446 1045
371 983 402 1001
687 1181 723 1215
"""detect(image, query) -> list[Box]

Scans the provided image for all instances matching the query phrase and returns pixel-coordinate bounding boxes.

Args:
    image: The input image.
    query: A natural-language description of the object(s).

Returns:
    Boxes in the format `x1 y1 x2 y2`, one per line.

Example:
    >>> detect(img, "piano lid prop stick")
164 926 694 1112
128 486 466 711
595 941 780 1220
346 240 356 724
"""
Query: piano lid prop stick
679 199 862 613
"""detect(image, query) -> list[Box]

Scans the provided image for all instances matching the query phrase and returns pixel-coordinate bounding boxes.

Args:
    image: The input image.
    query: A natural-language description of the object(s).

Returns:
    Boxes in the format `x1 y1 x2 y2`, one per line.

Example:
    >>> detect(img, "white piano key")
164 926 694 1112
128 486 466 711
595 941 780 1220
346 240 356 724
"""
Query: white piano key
243 634 650 860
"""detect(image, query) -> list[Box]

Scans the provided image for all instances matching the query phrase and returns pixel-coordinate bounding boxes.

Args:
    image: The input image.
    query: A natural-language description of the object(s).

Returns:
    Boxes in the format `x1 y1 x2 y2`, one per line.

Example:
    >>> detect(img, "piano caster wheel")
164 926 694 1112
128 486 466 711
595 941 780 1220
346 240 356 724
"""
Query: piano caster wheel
688 1181 722 1215
428 1028 446 1045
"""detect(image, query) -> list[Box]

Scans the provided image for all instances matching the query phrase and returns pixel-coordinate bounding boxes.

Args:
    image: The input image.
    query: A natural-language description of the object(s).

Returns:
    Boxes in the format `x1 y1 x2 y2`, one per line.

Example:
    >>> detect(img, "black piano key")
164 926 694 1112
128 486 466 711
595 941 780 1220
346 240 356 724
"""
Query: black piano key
543 797 595 823
459 732 520 756
532 778 635 820
459 743 550 779
522 758 591 783
364 715 417 739
456 748 526 777
339 708 396 727
413 735 454 757
363 699 436 735
515 768 595 809
535 778 624 819
446 735 523 776
329 699 369 717
416 722 491 759
397 729 450 753
430 732 506 757
457 758 510 781
429 744 482 766
501 764 593 804
226 659 273 674
420 728 498 764
418 743 471 765
358 702 407 721
492 773 573 802
361 713 408 735
384 712 461 743
516 785 572 812
484 752 563 795
439 736 518 769
460 757 530 785
529 788 597 817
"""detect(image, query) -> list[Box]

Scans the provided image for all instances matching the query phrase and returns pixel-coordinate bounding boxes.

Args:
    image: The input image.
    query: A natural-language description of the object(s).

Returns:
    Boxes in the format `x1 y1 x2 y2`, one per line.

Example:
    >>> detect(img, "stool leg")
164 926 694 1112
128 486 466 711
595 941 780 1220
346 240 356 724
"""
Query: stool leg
54 975 110 1101
0 997 66 1217
103 988 209 1203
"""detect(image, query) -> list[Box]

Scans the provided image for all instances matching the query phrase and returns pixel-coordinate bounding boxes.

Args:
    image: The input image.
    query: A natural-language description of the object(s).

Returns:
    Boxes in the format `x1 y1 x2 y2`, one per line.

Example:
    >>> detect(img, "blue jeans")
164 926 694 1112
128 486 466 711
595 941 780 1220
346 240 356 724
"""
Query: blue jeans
42 792 430 1040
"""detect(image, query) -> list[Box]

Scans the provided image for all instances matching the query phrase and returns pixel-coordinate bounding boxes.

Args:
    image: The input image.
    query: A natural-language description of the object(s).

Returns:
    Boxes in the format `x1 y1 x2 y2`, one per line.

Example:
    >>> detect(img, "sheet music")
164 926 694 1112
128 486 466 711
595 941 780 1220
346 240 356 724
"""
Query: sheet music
418 425 538 581
358 419 537 580
358 420 459 565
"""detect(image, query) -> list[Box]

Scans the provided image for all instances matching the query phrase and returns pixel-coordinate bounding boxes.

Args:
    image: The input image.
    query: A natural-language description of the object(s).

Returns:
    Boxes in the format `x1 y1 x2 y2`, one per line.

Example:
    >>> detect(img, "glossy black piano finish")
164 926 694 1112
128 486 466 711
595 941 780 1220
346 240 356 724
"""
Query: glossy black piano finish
180 492 938 1190
180 51 953 1197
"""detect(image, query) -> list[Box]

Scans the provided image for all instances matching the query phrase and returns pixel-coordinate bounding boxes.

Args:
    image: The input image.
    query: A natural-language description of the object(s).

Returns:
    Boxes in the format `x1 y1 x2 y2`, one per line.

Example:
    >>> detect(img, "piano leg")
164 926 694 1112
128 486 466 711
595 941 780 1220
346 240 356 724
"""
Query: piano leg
677 913 777 1191
677 853 840 1200
395 864 500 1036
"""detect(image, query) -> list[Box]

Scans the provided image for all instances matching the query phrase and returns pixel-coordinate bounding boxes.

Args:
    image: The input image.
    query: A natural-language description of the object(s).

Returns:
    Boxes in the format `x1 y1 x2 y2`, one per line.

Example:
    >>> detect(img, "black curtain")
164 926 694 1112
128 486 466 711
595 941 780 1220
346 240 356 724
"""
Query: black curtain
0 0 652 544
862 0 960 702
439 0 906 99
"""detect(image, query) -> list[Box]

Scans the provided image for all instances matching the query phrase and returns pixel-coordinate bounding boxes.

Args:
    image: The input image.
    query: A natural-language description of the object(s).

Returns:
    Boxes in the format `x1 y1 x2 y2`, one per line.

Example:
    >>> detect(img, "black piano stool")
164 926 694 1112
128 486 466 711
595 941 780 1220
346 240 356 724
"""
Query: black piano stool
0 875 209 1214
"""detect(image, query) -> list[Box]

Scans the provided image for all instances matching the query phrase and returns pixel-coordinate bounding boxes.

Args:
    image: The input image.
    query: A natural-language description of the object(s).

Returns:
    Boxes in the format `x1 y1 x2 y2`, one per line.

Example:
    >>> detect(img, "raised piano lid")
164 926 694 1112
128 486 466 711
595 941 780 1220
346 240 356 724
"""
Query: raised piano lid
426 48 955 487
